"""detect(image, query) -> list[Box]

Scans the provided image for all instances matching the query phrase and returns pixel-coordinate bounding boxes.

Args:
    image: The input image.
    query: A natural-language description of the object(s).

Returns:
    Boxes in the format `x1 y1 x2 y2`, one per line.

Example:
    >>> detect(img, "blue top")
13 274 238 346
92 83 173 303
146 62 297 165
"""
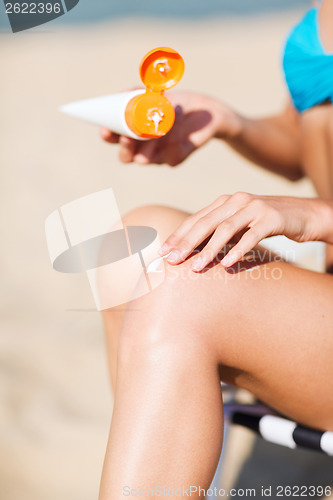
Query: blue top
282 6 333 112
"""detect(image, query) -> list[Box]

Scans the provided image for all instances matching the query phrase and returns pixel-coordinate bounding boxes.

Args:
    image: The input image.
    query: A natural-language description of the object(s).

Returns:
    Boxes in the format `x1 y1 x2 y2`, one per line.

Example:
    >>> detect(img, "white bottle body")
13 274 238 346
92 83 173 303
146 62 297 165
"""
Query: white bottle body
60 89 146 140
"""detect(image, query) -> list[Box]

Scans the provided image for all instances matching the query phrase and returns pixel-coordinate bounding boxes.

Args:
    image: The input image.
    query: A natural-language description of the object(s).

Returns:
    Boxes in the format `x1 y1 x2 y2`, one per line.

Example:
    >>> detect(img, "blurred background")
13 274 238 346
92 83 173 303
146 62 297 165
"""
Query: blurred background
1 1 332 499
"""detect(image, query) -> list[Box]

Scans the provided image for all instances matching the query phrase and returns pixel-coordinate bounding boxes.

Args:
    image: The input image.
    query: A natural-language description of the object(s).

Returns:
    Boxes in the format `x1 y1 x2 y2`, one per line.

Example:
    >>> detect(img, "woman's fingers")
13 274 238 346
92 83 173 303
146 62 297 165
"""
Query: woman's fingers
168 138 196 167
134 139 159 164
190 209 254 271
119 136 137 163
164 193 273 269
162 193 253 261
100 128 120 144
159 195 230 256
166 212 222 264
220 221 267 267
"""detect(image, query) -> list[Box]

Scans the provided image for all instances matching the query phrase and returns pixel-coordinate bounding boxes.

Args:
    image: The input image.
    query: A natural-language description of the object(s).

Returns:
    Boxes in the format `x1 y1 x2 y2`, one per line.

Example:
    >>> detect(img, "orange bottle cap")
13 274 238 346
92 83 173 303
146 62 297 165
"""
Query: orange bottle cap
139 47 185 92
125 92 175 139
125 47 184 139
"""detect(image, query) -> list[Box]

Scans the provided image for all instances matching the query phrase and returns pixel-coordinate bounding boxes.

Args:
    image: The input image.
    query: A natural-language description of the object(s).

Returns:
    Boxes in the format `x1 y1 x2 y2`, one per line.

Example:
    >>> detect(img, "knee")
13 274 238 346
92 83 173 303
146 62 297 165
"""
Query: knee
122 204 186 231
120 247 284 346
120 205 188 256
118 257 245 366
122 204 165 225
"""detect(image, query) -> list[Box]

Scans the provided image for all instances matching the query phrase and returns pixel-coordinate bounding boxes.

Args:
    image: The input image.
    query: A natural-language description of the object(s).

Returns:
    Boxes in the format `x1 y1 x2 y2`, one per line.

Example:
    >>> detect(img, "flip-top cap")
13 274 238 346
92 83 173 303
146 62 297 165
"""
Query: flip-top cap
139 47 185 92
125 92 175 139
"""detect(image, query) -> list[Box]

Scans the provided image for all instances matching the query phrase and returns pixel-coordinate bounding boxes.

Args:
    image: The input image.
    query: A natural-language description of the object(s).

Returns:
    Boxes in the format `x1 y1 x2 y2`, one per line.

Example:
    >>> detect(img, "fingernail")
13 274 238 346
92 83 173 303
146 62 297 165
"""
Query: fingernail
192 258 204 272
159 244 170 256
167 250 181 264
221 255 233 267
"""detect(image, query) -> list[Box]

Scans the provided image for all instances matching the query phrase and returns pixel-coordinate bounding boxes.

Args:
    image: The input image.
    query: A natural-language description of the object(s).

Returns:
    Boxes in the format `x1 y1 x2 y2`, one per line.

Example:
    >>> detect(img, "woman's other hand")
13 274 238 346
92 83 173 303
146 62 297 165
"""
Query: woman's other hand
159 193 333 270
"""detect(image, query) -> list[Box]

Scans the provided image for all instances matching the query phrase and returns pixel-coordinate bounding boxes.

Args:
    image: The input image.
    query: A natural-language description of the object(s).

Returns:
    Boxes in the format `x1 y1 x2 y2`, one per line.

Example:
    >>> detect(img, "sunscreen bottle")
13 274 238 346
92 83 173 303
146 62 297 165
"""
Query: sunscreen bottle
60 47 185 140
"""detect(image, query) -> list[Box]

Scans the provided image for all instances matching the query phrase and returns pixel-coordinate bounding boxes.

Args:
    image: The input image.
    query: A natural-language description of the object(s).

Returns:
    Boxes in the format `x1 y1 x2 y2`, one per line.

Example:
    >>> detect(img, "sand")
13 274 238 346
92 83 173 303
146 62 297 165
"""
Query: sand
1 10 332 500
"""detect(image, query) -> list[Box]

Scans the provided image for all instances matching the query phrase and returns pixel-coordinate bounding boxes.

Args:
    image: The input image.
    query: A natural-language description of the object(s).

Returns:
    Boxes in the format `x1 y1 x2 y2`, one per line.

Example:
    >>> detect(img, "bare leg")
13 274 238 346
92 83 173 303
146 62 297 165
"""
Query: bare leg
99 206 333 499
102 205 189 391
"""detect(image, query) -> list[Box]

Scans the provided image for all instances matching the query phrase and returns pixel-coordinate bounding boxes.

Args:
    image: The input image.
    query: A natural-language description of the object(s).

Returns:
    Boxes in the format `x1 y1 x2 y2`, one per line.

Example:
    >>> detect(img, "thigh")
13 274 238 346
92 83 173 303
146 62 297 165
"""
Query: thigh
209 260 333 431
133 251 333 431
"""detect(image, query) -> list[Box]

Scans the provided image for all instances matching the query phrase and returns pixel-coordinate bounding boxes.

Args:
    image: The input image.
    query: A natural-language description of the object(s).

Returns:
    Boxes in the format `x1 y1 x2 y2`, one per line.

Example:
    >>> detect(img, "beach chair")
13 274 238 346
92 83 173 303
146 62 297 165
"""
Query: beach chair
222 385 333 456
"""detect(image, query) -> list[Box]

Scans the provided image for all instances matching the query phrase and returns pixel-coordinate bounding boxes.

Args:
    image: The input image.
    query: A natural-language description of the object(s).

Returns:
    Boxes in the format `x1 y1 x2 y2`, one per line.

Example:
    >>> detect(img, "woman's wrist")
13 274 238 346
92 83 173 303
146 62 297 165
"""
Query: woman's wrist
320 200 333 244
213 103 244 140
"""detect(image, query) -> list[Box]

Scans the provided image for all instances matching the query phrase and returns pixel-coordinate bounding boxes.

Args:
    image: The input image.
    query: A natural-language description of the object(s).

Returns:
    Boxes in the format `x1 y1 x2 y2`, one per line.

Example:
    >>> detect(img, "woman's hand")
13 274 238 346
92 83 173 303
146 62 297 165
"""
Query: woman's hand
159 193 332 271
101 91 241 166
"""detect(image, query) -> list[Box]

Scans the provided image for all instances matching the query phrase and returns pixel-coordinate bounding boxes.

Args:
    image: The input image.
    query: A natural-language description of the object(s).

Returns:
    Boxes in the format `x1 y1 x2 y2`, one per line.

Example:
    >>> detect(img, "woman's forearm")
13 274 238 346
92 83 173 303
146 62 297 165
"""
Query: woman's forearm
216 105 304 181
